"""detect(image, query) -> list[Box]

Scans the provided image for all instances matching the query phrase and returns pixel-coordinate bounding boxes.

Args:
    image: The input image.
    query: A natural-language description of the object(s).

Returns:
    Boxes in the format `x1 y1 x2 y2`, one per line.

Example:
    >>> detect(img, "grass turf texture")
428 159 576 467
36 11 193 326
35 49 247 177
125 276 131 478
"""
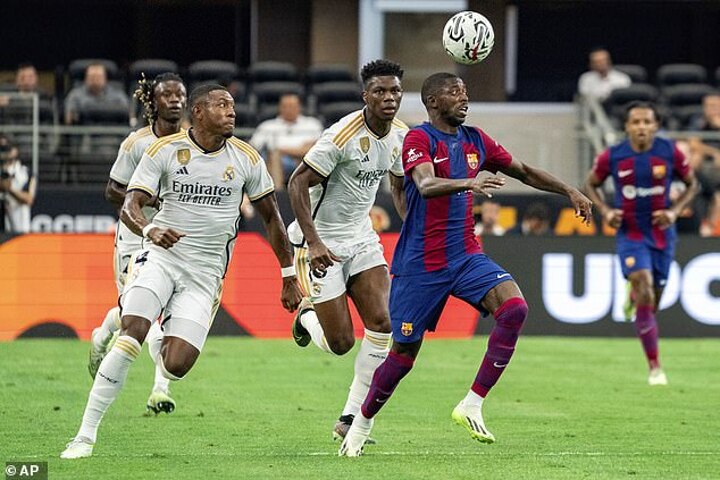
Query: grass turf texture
1 337 718 479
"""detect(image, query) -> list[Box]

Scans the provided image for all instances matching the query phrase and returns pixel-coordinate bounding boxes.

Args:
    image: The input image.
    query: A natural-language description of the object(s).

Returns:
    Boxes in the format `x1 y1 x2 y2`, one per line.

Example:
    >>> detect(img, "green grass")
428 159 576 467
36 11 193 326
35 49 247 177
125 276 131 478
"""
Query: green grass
1 337 719 479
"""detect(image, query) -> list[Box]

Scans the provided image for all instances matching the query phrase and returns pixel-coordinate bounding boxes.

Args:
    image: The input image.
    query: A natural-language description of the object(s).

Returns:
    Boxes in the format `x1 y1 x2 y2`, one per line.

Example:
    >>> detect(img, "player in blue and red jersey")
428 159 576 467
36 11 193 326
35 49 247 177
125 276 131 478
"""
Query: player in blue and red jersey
339 72 593 456
585 101 698 386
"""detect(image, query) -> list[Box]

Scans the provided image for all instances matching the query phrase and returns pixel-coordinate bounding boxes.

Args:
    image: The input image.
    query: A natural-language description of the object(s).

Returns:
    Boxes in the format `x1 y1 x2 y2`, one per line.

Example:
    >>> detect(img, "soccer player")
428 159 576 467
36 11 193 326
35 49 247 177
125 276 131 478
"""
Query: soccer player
89 73 186 416
339 72 593 456
61 84 303 459
585 101 698 386
287 60 410 442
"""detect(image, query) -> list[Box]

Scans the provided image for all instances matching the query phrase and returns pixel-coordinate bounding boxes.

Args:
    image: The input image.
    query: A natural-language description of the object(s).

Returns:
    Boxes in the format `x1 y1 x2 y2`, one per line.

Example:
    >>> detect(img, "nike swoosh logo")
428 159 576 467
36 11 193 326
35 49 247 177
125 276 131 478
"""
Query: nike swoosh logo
496 273 510 279
618 170 633 178
433 157 448 164
377 398 387 403
493 362 508 368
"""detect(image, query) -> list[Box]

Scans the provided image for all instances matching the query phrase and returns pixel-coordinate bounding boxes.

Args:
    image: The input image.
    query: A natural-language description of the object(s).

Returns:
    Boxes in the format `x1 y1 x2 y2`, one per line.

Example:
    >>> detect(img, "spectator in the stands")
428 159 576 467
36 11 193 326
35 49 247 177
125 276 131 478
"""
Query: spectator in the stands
0 134 36 233
64 63 129 125
474 199 506 236
686 92 720 196
0 63 50 107
249 93 323 189
577 48 631 101
508 202 552 236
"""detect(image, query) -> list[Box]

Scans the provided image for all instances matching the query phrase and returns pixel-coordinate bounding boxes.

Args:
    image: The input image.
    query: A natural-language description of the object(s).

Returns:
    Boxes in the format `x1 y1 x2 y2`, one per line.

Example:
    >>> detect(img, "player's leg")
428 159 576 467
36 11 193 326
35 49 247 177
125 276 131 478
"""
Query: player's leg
144 319 175 415
452 255 528 443
334 246 393 439
340 272 449 456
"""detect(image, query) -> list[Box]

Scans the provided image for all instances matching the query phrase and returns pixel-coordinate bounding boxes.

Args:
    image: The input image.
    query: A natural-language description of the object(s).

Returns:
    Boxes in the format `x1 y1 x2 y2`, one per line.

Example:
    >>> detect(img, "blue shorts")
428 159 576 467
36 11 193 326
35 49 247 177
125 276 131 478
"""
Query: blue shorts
617 239 675 288
389 254 513 343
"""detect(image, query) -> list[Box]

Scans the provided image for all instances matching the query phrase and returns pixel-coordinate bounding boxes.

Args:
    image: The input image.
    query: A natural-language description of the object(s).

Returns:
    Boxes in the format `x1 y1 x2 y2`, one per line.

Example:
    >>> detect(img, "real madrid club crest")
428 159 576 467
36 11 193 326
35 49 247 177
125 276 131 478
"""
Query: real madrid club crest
359 136 370 154
223 165 235 182
176 148 191 165
392 146 400 160
466 153 478 169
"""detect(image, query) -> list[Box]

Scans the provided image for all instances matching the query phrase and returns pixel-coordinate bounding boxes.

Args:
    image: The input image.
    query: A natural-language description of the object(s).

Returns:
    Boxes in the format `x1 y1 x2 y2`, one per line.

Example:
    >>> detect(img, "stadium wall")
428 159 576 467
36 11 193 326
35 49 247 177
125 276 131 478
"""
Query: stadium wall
1 233 718 341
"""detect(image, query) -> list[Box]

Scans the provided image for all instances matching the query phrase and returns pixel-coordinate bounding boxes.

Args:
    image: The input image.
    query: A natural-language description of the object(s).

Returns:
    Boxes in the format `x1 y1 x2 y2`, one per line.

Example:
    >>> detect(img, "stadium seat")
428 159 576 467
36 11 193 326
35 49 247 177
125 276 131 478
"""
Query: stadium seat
187 60 240 84
656 64 707 88
715 66 720 86
78 103 129 125
669 104 705 130
68 59 121 84
305 64 355 85
662 83 717 107
614 64 648 84
318 101 365 127
603 84 659 128
248 61 299 83
128 59 180 83
256 104 279 123
251 81 304 110
234 103 256 128
309 81 362 114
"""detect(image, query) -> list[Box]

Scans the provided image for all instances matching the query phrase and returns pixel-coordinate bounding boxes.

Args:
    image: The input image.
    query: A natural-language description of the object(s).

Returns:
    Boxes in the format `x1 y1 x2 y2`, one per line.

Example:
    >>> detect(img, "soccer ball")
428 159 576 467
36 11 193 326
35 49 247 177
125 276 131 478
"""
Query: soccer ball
442 11 495 65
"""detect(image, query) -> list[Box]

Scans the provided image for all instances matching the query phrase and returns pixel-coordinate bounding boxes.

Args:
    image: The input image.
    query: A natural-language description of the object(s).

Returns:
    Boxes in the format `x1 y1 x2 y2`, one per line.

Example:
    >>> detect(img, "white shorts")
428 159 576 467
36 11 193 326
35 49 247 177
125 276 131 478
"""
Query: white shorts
113 247 135 294
121 248 223 351
294 238 387 304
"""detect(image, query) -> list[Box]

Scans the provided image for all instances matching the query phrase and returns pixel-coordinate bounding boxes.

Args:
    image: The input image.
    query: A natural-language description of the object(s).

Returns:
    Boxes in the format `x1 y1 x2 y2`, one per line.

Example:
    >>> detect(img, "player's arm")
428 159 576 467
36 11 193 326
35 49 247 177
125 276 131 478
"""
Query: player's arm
499 159 593 224
584 170 622 229
411 163 505 198
652 147 701 228
389 173 406 220
253 193 303 312
120 190 184 249
287 162 341 270
105 178 127 209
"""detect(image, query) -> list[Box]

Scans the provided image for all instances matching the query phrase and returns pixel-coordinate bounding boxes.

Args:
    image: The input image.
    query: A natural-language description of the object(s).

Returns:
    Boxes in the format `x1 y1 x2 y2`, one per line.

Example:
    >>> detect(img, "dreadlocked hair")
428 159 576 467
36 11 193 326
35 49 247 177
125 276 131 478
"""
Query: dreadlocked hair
133 72 184 124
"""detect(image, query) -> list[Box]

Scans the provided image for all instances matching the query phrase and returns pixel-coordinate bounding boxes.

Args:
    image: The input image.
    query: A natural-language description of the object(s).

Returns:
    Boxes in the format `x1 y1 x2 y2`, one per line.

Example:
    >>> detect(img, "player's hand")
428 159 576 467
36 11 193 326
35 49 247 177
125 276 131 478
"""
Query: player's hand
308 240 341 275
280 276 303 312
652 209 677 229
568 189 593 225
470 173 505 198
148 227 186 249
603 208 623 229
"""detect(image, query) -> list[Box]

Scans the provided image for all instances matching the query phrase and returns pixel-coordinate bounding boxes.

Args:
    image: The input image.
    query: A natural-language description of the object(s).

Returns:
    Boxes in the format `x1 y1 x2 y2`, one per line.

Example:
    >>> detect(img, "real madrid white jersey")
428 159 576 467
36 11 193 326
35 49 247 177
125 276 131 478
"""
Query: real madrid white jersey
127 130 274 278
109 126 188 254
288 109 407 247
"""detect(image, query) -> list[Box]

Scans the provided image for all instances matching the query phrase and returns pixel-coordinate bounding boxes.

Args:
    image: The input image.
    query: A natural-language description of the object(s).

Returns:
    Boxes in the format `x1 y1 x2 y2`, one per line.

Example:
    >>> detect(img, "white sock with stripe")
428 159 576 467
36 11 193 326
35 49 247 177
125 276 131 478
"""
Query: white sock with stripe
299 309 335 354
94 306 121 346
76 335 141 443
341 328 392 417
146 322 170 394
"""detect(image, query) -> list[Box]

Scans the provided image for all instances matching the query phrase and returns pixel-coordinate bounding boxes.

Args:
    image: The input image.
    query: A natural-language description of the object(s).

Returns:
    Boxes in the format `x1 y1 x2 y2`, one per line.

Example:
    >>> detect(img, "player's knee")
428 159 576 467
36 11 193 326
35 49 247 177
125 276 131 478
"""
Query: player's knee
327 334 355 355
159 354 188 380
496 297 529 330
364 314 391 334
119 317 150 345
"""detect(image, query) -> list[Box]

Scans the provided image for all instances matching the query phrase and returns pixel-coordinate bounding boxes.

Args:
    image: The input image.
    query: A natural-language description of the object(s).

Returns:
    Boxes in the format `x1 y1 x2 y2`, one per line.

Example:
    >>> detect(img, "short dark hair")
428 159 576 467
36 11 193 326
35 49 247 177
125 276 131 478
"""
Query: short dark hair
623 101 660 124
189 83 229 109
360 59 404 87
420 72 458 106
133 72 185 123
17 62 35 71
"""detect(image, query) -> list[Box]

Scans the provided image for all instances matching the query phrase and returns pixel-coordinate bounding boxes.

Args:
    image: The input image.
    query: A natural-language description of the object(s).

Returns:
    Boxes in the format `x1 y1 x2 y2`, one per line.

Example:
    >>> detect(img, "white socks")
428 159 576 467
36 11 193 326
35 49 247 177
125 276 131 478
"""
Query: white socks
94 306 121 346
146 322 170 394
300 309 335 354
77 335 140 443
341 329 392 417
462 389 485 408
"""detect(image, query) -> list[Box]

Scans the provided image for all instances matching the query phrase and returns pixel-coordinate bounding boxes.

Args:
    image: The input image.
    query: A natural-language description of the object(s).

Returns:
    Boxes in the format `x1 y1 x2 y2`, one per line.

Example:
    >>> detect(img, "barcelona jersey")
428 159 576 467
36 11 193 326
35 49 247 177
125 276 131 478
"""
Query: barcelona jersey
391 122 512 276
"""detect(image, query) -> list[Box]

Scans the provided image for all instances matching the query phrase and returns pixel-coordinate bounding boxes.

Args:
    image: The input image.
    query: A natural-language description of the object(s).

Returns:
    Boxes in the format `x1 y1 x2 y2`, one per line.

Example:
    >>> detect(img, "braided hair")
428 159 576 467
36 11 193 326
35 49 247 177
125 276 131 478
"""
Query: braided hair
133 72 184 124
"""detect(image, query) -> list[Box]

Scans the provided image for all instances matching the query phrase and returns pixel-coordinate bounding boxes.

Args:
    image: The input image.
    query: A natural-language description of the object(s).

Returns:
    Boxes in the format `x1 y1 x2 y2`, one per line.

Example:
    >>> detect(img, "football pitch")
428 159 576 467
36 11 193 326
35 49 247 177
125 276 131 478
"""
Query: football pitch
1 337 719 479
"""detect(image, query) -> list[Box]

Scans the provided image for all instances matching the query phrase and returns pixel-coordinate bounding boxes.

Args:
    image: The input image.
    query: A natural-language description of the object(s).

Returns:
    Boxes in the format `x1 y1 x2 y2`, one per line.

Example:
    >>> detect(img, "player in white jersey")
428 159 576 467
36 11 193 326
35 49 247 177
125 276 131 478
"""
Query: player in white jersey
88 73 186 416
61 84 303 459
287 60 407 442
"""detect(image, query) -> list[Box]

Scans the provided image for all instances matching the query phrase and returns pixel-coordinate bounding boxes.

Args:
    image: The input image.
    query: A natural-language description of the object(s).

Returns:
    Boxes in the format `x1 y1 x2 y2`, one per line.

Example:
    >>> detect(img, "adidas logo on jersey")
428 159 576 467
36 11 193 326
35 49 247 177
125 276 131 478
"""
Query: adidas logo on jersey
175 166 189 175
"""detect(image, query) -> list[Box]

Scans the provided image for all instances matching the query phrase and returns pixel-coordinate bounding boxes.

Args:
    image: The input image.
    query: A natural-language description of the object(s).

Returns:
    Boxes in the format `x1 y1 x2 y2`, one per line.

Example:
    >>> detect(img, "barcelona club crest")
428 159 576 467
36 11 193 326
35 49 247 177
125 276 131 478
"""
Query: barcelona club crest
652 164 667 179
466 153 478 169
401 322 413 336
359 136 370 154
176 148 191 165
625 256 636 268
223 166 235 182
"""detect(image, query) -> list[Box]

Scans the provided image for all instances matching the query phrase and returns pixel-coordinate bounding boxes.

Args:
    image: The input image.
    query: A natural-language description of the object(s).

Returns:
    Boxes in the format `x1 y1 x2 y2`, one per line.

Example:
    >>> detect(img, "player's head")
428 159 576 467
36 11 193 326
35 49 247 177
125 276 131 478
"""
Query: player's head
189 84 235 138
588 47 612 75
360 59 404 123
421 72 468 128
623 101 659 149
134 72 187 124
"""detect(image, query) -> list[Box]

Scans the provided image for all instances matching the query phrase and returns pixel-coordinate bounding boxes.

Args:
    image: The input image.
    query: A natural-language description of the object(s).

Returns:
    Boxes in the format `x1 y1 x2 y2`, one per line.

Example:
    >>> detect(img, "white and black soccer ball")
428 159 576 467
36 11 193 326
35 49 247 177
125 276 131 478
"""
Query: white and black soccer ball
442 11 495 65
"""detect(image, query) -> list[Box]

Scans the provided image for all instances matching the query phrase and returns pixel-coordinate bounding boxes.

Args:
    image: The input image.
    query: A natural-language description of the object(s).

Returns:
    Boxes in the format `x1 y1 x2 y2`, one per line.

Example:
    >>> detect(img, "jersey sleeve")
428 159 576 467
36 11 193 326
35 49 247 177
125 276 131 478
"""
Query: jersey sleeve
591 149 611 182
477 129 512 173
109 134 140 185
402 129 432 174
389 129 407 176
672 143 691 178
303 131 340 177
127 150 164 198
244 155 275 201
